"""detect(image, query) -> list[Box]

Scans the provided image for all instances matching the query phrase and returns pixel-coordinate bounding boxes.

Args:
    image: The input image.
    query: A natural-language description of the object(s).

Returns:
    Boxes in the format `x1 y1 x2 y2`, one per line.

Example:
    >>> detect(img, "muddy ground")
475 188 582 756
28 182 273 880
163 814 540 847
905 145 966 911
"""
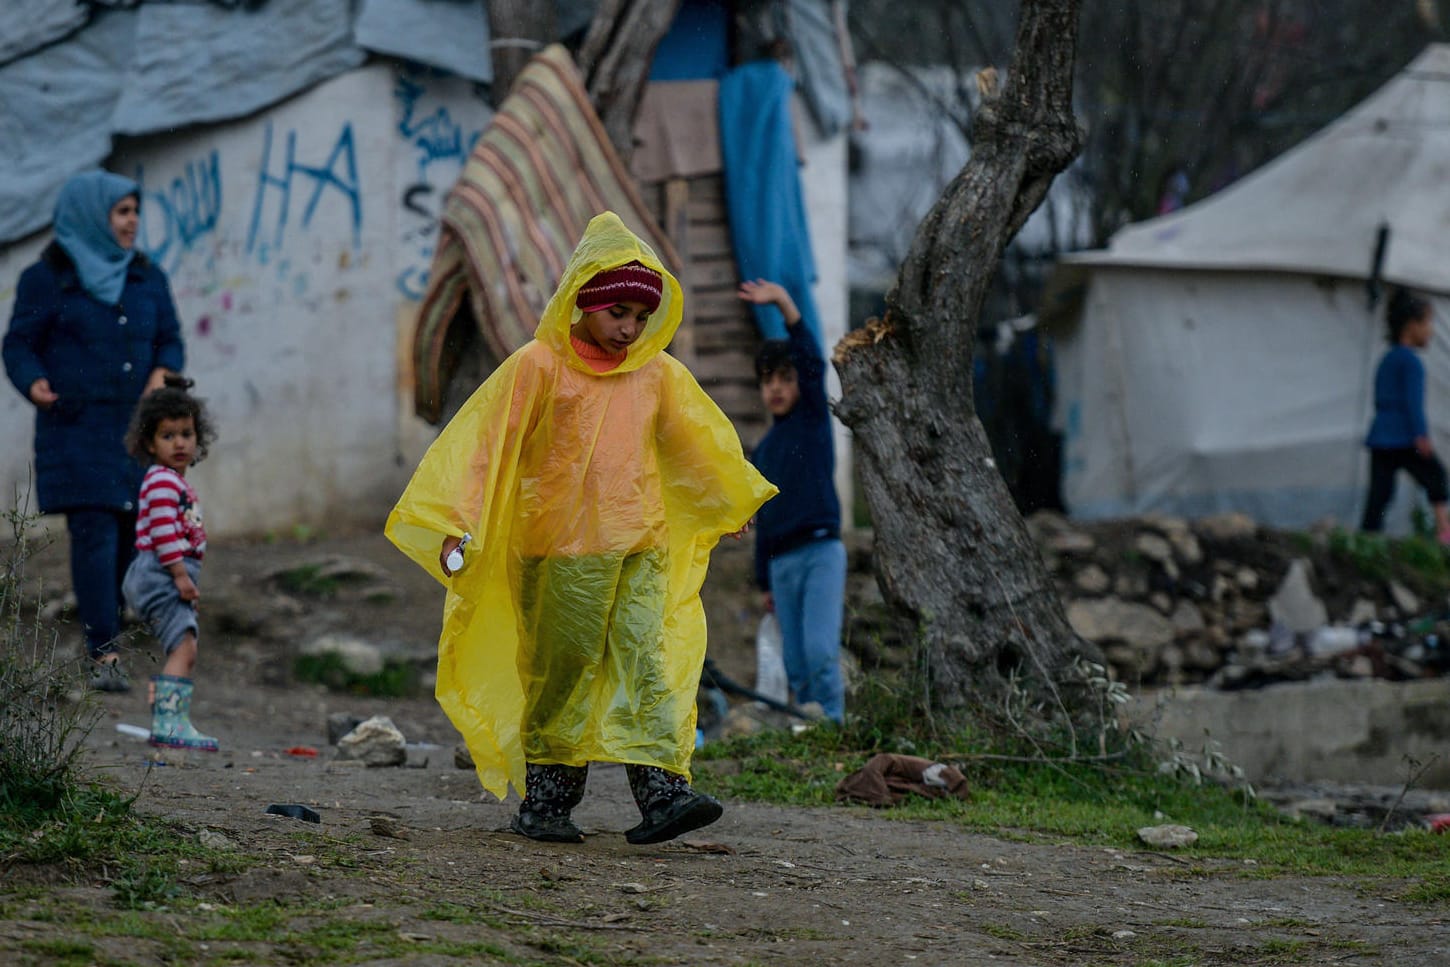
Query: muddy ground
4 529 1448 966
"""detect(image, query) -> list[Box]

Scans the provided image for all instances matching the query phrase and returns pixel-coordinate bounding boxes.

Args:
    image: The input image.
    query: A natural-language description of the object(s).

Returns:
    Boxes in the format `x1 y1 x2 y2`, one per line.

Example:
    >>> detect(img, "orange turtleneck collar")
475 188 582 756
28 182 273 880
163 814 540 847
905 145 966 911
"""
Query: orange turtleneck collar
570 334 627 373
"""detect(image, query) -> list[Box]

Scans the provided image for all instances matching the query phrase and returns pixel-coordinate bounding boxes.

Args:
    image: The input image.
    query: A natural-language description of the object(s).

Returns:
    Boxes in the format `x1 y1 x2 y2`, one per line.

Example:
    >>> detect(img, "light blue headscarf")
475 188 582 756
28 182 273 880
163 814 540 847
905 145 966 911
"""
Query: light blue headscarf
53 170 141 306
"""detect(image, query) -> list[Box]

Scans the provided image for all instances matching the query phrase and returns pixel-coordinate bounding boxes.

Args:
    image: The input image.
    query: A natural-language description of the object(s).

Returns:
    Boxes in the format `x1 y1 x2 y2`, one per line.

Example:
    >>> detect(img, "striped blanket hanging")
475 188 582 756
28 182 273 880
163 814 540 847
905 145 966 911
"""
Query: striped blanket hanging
411 43 682 423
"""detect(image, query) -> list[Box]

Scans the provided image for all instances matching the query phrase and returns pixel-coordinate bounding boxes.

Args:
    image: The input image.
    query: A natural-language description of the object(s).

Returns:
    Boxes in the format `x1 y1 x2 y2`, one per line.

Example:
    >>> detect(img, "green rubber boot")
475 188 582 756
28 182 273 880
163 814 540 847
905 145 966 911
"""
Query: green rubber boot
149 675 219 752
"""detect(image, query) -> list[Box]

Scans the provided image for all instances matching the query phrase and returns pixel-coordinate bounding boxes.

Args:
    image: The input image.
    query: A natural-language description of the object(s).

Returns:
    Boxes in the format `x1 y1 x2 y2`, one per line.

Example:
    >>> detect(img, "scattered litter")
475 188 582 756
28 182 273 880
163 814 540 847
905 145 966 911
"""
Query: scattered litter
116 723 149 740
284 746 318 758
265 803 321 823
1112 929 1137 940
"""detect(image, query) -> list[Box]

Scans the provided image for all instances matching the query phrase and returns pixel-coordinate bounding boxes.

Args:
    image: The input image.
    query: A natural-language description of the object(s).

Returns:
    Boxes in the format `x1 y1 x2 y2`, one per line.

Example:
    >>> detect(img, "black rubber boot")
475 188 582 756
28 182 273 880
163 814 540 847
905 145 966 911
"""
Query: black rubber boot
511 810 585 843
624 765 722 845
513 763 587 843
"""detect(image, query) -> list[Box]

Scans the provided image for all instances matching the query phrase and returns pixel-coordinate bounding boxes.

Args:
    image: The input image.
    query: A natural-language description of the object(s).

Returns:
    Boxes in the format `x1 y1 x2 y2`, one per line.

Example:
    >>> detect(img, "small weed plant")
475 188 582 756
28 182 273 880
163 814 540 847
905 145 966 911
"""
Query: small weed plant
0 506 98 813
0 505 222 911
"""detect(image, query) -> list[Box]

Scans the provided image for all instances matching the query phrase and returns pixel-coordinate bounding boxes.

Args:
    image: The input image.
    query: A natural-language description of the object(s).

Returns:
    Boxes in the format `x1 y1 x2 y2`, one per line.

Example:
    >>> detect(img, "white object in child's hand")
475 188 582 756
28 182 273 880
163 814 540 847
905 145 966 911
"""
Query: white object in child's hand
445 533 473 573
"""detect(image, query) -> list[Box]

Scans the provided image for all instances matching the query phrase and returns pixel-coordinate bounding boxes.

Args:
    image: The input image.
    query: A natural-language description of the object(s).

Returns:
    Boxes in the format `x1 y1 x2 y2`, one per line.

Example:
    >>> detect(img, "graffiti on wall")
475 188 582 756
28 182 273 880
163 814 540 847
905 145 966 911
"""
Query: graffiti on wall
393 69 486 301
124 68 489 312
246 121 363 262
135 151 224 273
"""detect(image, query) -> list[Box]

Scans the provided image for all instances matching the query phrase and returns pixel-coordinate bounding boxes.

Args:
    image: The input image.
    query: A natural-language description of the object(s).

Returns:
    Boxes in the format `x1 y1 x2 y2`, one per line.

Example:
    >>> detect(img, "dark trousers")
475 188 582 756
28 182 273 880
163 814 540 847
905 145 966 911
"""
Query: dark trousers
66 508 137 659
1360 448 1450 532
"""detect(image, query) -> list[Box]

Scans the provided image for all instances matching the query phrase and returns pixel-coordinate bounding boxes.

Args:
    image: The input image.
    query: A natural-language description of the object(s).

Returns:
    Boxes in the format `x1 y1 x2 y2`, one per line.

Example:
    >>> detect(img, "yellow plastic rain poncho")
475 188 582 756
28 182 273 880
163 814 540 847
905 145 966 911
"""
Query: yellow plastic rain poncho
386 212 778 800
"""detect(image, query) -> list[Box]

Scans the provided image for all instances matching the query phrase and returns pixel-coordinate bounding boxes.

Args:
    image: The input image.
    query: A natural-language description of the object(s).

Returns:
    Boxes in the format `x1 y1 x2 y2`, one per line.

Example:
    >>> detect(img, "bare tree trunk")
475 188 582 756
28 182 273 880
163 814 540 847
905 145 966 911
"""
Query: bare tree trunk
576 0 682 162
486 1 557 104
833 0 1095 720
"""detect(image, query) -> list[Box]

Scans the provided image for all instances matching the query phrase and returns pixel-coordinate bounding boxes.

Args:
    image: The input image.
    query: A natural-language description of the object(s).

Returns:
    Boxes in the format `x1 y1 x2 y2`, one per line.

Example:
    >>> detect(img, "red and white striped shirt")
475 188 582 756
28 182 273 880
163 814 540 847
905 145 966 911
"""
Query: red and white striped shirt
134 465 206 566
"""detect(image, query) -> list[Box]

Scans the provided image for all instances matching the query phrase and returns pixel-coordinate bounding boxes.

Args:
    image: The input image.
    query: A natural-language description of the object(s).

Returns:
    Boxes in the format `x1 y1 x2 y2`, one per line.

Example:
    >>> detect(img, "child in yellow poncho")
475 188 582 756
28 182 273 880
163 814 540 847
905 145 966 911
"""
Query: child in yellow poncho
387 212 777 844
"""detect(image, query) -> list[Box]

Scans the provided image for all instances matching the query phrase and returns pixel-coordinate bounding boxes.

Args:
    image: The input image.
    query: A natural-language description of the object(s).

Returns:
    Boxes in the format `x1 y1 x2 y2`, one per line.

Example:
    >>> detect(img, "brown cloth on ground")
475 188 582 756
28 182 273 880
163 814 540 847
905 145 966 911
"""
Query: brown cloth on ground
834 753 971 807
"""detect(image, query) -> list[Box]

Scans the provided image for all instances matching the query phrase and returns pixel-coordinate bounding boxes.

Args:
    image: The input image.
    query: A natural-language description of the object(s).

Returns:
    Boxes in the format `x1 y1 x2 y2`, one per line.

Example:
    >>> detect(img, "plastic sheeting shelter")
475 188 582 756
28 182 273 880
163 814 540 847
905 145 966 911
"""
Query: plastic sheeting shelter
1043 45 1450 530
0 0 493 246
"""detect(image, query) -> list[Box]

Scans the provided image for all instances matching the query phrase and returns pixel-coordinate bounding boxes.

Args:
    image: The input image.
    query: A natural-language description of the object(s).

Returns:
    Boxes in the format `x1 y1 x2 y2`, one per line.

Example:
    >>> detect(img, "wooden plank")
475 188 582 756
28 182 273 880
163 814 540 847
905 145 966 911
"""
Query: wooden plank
687 220 732 259
663 178 691 253
661 178 695 365
693 326 756 353
687 255 740 290
693 353 755 378
690 288 748 320
688 175 724 204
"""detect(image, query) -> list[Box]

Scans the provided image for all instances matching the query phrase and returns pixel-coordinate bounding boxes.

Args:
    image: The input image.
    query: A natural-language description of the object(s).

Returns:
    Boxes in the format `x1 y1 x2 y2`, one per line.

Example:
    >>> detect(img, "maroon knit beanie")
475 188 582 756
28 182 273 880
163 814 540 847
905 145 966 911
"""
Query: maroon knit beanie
576 261 663 313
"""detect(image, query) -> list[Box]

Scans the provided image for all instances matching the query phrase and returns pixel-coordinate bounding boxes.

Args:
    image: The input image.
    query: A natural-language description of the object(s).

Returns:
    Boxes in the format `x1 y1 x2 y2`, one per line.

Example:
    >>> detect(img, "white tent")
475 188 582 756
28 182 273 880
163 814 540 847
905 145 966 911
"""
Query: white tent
1043 45 1450 530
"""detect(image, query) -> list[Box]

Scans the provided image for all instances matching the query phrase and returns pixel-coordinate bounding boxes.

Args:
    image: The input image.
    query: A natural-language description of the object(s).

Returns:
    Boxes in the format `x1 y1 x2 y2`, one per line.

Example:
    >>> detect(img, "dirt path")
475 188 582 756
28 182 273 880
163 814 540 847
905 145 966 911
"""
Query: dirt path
7 532 1449 965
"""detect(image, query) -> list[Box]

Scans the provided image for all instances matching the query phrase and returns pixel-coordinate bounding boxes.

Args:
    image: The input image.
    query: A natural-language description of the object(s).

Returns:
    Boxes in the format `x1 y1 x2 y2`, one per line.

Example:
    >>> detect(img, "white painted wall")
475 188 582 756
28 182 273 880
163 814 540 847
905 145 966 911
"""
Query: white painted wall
0 63 492 537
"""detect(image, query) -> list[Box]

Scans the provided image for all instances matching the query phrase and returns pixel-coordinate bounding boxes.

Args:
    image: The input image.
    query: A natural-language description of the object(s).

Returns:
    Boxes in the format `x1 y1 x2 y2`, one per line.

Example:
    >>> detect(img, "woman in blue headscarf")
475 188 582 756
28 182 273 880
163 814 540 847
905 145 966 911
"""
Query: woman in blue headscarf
4 170 186 691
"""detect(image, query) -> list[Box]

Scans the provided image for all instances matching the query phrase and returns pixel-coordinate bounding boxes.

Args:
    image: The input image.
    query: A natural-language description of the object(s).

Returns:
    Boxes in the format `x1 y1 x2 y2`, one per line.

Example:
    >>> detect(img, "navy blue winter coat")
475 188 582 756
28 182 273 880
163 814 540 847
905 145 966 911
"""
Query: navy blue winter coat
4 242 185 513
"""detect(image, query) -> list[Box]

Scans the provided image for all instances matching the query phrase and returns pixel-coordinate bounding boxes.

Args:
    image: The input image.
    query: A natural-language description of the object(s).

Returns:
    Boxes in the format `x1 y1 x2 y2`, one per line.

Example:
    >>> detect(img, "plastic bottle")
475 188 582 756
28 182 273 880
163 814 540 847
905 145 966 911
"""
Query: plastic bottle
445 533 473 573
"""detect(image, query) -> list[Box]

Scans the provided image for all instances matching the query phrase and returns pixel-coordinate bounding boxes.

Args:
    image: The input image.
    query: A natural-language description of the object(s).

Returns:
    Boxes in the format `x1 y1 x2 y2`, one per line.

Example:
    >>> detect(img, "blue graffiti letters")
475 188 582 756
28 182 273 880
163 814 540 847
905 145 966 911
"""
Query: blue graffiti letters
247 122 363 256
136 151 223 271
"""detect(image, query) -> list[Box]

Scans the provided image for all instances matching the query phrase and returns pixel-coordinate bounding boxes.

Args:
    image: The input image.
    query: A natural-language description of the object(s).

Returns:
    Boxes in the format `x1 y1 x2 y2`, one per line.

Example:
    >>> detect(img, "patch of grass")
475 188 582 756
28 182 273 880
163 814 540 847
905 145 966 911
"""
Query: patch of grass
19 939 96 963
292 651 419 697
0 781 247 913
1325 526 1450 585
274 562 342 597
1258 937 1308 957
980 922 1033 942
696 726 1450 895
1400 877 1450 903
420 901 486 924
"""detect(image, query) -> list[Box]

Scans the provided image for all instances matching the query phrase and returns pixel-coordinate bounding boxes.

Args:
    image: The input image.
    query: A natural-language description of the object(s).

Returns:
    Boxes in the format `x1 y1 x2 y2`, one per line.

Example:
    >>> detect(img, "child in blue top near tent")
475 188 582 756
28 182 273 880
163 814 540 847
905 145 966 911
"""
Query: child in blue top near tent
1360 288 1450 540
742 278 845 724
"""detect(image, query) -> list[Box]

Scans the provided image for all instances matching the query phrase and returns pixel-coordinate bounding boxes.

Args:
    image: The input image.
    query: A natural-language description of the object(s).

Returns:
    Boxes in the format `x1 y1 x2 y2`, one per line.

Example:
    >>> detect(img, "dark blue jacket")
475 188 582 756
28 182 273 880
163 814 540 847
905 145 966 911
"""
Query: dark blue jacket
4 243 185 512
1366 344 1428 449
750 321 840 590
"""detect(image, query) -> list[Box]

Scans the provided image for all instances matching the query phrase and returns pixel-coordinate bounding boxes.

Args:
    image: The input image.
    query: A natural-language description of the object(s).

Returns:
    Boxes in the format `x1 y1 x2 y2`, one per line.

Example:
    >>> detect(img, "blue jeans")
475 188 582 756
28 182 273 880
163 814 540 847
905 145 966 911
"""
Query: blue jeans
769 538 845 722
66 508 137 660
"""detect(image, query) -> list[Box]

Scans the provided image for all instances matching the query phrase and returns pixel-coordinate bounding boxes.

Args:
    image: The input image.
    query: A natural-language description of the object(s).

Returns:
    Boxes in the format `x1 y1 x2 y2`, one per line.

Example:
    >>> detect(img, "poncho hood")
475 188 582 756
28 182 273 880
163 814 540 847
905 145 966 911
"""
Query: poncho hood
535 211 684 375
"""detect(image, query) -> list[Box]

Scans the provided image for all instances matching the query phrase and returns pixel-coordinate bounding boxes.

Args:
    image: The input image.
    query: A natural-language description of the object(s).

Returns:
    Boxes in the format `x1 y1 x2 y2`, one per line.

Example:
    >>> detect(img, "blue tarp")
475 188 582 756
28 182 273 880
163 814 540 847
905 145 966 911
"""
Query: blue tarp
649 0 730 81
718 59 822 348
354 0 492 84
0 0 493 245
113 2 363 135
0 11 133 248
0 1 88 69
